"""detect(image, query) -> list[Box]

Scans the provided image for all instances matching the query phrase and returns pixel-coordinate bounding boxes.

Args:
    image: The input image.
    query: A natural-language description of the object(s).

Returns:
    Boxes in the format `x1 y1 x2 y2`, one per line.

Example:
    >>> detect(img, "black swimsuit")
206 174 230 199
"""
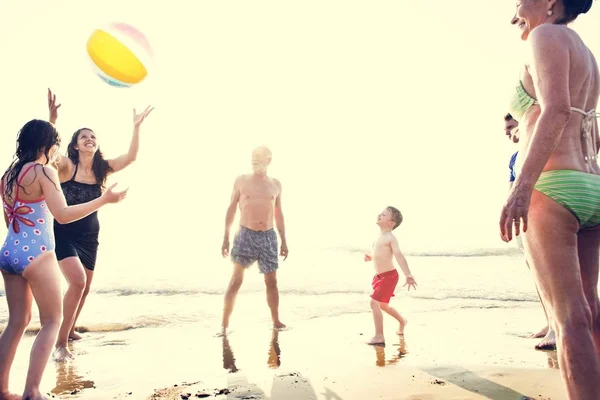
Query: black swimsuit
54 164 102 271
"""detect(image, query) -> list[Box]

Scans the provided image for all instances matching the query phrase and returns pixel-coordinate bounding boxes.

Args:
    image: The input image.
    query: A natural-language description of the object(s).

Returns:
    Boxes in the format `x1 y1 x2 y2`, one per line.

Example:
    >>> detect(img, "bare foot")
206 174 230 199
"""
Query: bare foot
22 388 51 400
368 335 385 345
53 346 74 361
529 325 549 339
0 391 22 400
535 329 556 351
273 321 287 330
69 331 83 341
397 317 408 335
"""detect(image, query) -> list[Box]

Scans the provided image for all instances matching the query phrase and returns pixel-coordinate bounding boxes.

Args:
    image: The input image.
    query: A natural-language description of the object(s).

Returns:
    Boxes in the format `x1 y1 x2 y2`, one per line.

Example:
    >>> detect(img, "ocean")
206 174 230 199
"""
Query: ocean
0 244 539 334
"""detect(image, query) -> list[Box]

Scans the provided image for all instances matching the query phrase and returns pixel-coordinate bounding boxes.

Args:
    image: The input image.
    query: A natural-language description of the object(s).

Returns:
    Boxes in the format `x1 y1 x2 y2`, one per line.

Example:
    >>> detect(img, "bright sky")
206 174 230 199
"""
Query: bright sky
0 1 599 259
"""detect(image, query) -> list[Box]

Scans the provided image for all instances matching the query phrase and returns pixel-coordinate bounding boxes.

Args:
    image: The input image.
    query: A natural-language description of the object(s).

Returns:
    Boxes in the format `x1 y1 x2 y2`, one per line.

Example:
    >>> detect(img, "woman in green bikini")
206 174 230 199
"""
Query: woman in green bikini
502 1 599 398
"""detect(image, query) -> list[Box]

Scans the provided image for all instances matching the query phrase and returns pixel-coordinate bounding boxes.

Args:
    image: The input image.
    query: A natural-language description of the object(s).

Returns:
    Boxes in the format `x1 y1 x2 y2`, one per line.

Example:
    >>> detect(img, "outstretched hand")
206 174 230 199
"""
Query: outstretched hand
364 253 372 262
103 183 129 204
47 88 61 124
133 105 154 127
403 275 417 291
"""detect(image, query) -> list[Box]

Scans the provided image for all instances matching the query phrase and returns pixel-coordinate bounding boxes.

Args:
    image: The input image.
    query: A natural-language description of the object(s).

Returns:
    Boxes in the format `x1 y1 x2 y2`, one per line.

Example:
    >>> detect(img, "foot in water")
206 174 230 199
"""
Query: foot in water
368 335 385 345
53 346 74 361
529 325 549 339
535 329 556 350
397 317 408 335
69 331 83 341
273 321 287 330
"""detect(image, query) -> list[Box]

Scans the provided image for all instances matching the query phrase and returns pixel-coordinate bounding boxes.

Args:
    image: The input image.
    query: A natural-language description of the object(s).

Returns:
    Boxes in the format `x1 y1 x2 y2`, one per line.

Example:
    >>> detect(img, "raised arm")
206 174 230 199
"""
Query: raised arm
47 89 72 175
107 106 154 173
39 165 126 224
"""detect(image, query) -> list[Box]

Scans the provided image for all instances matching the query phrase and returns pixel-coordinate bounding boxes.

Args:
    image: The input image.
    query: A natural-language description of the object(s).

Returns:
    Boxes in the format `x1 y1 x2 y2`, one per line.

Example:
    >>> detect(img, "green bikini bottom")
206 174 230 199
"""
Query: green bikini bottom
535 170 600 229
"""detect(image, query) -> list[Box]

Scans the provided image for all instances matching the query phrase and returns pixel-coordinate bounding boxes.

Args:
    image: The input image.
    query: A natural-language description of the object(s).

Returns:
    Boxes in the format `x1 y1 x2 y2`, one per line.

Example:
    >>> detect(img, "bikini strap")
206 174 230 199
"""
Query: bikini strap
13 163 40 203
574 108 600 162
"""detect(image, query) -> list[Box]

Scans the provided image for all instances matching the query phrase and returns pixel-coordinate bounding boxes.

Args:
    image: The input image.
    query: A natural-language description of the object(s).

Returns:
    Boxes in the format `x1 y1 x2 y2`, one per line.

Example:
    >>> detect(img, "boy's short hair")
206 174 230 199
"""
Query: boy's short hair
387 206 403 230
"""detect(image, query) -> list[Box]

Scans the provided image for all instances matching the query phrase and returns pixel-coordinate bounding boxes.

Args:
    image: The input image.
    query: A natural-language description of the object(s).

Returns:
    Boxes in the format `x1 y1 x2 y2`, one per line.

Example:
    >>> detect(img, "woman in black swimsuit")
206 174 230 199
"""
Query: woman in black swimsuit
47 89 154 360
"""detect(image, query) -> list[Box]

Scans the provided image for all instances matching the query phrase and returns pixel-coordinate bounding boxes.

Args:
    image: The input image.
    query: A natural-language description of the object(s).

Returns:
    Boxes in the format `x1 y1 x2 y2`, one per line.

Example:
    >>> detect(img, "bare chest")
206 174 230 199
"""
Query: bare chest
239 182 278 204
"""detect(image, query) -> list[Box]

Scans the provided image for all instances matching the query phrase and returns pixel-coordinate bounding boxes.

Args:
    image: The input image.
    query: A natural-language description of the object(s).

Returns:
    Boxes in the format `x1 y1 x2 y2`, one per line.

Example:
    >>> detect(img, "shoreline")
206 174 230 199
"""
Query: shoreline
3 300 566 399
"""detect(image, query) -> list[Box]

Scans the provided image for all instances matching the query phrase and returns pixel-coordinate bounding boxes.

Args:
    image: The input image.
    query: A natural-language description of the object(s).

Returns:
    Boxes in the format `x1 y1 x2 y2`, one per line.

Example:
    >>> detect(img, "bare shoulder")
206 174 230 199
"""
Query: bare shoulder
234 174 250 186
57 156 75 182
527 24 571 55
530 24 568 42
272 177 282 190
382 231 395 243
41 164 59 180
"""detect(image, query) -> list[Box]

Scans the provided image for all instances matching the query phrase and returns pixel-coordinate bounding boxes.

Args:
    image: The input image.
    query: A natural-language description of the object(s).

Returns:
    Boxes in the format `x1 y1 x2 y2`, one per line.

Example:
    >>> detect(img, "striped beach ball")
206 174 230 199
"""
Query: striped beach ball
86 22 153 88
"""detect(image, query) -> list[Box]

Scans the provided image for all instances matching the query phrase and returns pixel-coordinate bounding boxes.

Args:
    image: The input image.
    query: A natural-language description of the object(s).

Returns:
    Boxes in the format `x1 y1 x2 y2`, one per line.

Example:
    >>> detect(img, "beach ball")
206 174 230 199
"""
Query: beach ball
86 22 153 88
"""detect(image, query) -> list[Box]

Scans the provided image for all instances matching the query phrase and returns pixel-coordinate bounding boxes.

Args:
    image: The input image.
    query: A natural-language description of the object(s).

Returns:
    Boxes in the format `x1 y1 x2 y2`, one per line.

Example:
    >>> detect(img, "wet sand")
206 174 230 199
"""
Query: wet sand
3 303 566 399
145 308 565 400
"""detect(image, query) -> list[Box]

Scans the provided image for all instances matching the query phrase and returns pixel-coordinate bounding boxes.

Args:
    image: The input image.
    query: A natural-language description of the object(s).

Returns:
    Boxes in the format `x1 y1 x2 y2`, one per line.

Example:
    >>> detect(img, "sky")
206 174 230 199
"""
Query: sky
0 1 599 260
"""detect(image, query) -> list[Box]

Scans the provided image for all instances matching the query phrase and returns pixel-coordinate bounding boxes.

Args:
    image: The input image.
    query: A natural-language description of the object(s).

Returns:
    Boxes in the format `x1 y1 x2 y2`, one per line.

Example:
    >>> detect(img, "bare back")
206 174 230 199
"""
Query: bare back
2 163 46 208
517 25 600 175
236 174 281 231
372 232 396 275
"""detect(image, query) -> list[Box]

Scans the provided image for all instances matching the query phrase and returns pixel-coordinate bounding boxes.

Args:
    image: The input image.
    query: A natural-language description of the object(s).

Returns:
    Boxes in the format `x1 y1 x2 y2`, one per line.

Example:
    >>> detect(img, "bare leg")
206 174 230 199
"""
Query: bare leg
577 225 600 356
525 259 556 348
221 263 245 331
368 298 385 345
264 271 285 329
534 287 556 350
0 272 33 400
21 253 62 400
530 275 550 338
55 257 86 360
523 190 600 399
69 268 94 341
379 303 407 335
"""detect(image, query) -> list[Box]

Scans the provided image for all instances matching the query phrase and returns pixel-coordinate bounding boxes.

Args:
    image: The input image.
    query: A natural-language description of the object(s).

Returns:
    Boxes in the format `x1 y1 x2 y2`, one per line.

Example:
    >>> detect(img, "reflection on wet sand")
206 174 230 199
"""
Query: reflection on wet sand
374 336 408 367
267 329 281 369
51 344 95 396
546 351 559 369
221 333 239 373
222 329 283 373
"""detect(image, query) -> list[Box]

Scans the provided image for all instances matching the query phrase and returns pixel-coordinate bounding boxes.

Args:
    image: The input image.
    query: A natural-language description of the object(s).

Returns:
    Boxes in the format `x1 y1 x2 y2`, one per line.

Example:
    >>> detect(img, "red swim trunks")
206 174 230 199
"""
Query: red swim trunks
371 269 399 303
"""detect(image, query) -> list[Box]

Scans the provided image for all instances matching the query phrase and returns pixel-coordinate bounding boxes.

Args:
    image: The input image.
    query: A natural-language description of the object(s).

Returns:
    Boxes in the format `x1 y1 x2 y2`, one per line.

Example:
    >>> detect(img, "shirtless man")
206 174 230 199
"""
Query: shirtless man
364 206 417 345
221 146 288 332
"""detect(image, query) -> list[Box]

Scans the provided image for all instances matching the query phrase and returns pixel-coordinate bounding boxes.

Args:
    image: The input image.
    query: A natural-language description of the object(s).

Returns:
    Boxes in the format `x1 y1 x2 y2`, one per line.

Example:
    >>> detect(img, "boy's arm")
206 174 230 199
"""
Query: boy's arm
390 235 412 277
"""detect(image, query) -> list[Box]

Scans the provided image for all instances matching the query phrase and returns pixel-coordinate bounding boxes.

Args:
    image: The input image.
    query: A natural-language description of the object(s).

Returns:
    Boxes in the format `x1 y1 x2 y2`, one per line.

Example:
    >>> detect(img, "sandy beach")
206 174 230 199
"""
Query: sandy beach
4 299 565 400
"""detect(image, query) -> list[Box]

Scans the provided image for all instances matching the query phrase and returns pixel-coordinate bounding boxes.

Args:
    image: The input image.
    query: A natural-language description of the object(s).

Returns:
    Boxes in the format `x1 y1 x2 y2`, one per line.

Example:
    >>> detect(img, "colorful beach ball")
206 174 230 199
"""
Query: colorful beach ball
86 22 153 88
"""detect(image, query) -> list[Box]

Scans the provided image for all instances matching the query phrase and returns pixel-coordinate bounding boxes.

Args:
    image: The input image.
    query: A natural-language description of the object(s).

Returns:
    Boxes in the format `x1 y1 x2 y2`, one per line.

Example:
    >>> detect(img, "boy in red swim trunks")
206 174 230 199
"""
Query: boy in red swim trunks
364 206 417 345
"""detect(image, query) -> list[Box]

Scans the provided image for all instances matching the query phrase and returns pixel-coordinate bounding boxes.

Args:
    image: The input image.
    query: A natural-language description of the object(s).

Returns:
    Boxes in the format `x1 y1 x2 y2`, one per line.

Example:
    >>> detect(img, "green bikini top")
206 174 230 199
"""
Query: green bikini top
509 79 600 163
509 80 538 120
